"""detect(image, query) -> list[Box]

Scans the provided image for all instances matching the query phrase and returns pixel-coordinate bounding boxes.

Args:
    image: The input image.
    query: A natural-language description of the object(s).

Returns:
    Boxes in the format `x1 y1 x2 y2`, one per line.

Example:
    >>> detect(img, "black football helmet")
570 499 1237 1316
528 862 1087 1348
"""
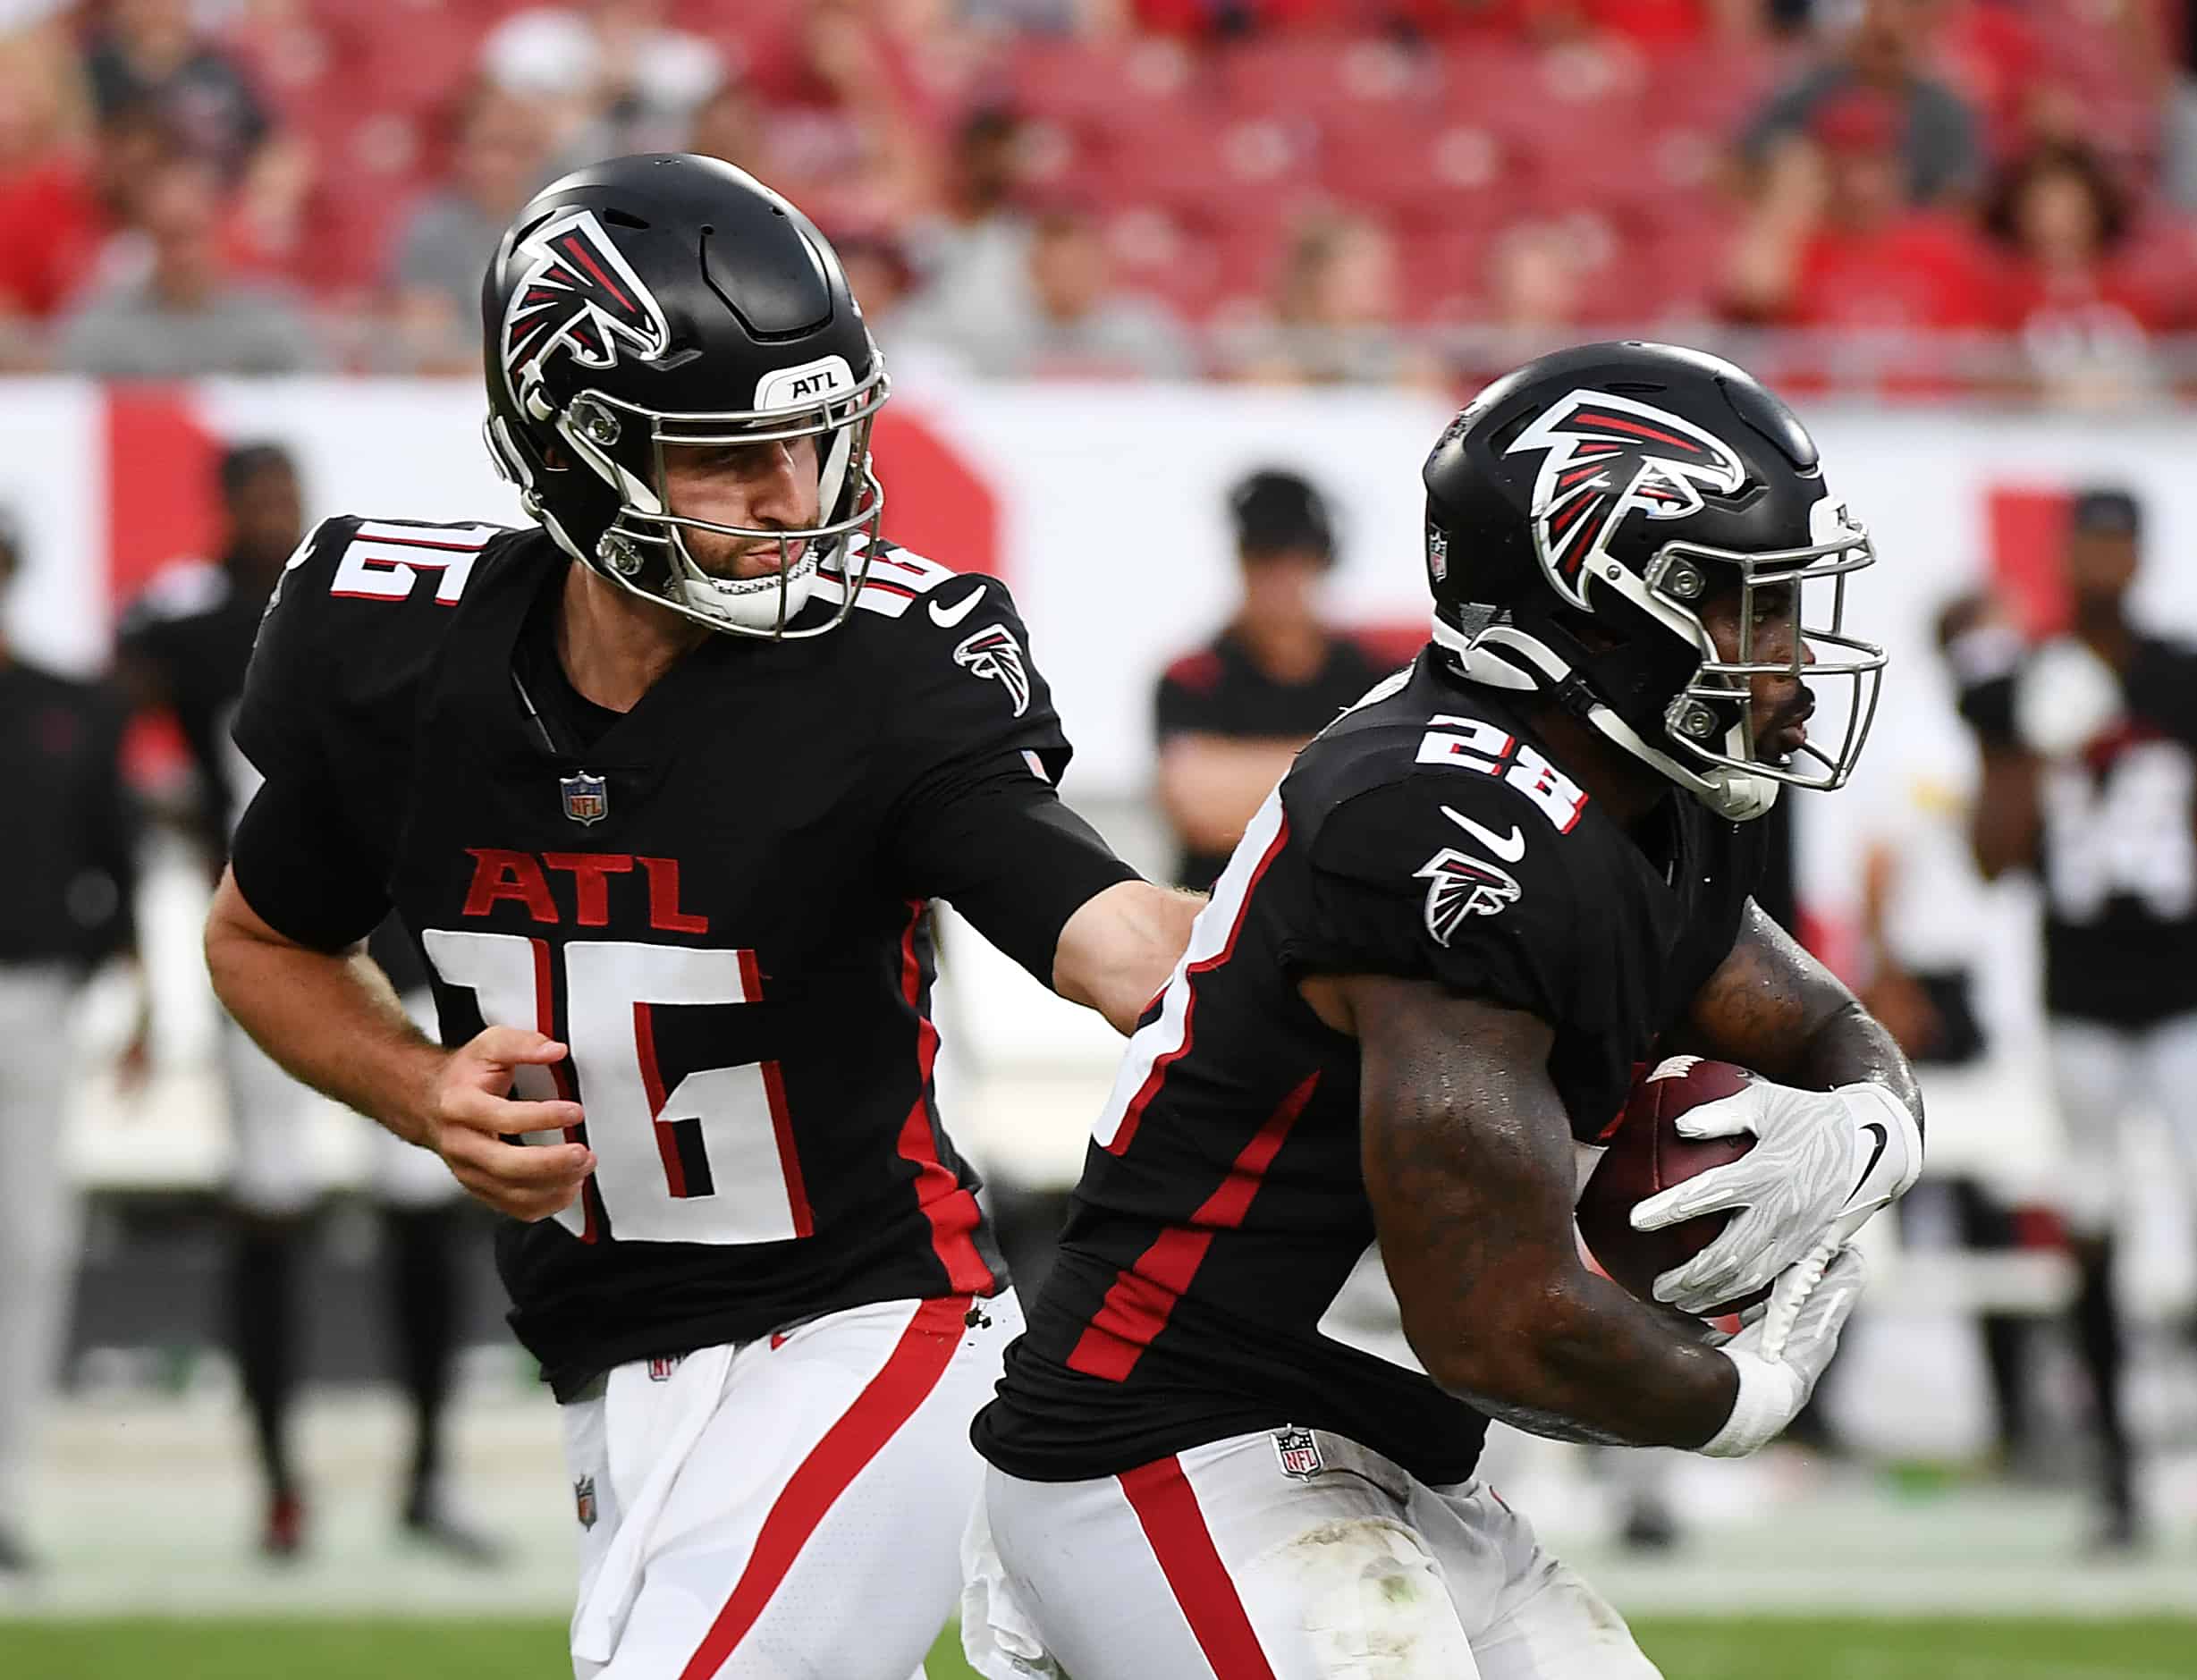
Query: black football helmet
481 153 886 638
1423 342 1883 820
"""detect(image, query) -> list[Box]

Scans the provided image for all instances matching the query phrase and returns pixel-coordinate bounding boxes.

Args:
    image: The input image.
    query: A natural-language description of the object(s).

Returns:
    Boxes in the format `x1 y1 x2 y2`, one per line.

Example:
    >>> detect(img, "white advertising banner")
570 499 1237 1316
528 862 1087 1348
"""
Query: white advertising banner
10 375 2197 928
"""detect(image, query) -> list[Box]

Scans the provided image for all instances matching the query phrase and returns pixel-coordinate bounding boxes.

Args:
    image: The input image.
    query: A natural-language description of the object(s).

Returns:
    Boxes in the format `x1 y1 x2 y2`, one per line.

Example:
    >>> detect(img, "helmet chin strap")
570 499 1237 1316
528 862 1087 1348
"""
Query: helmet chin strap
1430 613 1781 823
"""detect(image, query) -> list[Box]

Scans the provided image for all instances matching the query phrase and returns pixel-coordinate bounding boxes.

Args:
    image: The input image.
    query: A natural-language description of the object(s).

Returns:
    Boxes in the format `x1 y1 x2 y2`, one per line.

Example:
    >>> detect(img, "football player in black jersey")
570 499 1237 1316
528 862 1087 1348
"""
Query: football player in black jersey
200 156 1196 1677
118 444 494 1563
967 344 1926 1680
1956 486 2197 1550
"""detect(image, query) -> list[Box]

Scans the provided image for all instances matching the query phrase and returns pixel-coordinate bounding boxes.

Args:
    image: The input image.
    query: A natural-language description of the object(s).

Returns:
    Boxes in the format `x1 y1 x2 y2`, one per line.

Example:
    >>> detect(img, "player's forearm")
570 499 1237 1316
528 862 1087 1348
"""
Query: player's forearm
1054 878 1203 1034
204 892 443 1145
1790 1000 1923 1138
1436 1268 1741 1449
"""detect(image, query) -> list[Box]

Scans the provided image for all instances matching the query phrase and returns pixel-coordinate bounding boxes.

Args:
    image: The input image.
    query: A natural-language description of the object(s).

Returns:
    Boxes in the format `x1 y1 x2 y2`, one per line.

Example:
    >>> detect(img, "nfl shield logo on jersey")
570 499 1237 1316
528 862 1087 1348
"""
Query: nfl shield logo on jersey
574 1474 597 1530
1272 1425 1324 1481
561 772 609 826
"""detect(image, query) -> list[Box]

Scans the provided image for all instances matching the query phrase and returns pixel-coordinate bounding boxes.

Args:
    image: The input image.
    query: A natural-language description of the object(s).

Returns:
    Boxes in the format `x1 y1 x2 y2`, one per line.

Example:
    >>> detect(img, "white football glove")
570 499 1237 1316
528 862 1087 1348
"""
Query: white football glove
1630 1077 1919 1316
1699 1243 1866 1458
2015 636 2125 760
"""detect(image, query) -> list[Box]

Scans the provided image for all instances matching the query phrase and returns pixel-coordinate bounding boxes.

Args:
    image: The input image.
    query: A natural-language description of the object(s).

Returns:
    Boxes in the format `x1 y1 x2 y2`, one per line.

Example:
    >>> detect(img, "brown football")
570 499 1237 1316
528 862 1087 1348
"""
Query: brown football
1576 1056 1763 1316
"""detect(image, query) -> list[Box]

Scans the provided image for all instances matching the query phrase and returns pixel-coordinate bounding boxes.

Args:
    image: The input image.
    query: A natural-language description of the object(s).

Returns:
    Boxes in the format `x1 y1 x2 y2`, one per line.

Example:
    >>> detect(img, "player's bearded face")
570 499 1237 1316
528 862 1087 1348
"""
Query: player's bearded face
1701 580 1816 767
660 434 824 580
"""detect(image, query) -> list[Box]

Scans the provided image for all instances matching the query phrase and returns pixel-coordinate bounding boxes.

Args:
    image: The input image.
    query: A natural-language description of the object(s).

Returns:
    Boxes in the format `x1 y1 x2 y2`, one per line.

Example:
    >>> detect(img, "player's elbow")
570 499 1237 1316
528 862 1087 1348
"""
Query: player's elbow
202 870 304 1004
1407 1272 1600 1409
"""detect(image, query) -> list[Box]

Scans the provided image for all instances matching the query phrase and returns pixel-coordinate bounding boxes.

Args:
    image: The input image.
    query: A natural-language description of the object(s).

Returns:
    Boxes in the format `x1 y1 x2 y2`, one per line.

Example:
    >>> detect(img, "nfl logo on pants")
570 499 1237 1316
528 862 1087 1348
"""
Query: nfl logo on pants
562 772 609 826
1272 1425 1324 1481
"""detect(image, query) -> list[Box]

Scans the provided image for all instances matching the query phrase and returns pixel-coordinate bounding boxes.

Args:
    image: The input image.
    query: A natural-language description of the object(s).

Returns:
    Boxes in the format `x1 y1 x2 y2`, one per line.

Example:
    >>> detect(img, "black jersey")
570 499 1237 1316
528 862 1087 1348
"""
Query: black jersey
0 660 137 967
117 559 266 840
975 650 1766 1488
1153 630 1390 891
231 515 1122 1397
119 554 429 992
2034 638 2197 1027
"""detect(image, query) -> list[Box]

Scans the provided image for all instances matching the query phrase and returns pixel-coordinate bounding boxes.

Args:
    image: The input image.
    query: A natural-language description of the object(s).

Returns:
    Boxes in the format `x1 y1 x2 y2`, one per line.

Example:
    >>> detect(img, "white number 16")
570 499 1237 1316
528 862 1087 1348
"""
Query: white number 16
421 930 810 1246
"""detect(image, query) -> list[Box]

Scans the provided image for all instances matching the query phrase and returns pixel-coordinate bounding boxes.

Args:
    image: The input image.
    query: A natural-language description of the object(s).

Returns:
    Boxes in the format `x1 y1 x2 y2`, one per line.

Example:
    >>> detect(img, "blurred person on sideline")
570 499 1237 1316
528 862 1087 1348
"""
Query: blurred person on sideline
1956 487 2197 1551
116 445 501 1565
54 151 319 376
1982 143 2175 407
908 200 1190 378
1857 589 2041 1471
1722 90 1996 332
1739 0 1983 207
1228 211 1442 385
389 87 553 373
0 508 142 1580
0 24 104 330
481 0 722 173
1153 469 1383 892
81 0 267 177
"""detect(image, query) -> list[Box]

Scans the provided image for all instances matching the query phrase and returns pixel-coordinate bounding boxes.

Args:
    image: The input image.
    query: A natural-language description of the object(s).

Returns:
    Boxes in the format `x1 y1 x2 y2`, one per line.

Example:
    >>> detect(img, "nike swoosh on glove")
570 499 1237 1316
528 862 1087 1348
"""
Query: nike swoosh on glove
1699 1244 1866 1458
1629 1077 1920 1316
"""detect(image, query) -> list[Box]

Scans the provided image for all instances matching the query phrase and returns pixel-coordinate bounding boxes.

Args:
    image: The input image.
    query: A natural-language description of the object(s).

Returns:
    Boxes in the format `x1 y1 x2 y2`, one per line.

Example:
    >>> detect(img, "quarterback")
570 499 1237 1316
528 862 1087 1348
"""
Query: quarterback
204 155 1195 1678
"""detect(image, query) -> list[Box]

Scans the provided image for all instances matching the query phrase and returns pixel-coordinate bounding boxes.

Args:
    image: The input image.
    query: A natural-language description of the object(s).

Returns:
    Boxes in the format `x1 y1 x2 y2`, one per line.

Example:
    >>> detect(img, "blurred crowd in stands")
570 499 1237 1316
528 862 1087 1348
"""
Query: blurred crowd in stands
2 0 2195 399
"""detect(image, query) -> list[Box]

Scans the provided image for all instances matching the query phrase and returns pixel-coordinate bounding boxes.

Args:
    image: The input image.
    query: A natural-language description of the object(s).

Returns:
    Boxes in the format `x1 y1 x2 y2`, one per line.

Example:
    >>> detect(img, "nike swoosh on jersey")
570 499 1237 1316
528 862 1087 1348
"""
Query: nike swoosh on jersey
1854 1121 1889 1198
928 584 986 628
1440 806 1527 863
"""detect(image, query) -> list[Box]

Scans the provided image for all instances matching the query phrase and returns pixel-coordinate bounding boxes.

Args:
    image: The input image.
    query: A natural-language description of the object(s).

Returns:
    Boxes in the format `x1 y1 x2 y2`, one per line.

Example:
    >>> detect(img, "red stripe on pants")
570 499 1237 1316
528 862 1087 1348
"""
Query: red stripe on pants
1117 1456 1278 1680
675 1295 970 1678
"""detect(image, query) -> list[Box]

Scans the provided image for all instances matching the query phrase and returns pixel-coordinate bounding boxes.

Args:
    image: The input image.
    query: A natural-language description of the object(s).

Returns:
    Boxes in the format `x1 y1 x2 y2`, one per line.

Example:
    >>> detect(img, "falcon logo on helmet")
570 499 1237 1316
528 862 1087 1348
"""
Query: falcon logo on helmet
953 623 1032 717
500 208 672 416
1503 391 1747 611
1415 847 1522 945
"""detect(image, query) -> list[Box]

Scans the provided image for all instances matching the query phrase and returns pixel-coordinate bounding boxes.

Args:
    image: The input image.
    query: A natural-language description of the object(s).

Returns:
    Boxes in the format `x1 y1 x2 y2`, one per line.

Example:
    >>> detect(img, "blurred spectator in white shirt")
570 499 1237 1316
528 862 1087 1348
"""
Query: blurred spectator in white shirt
1222 212 1441 387
81 0 268 177
387 88 553 372
483 0 722 173
55 152 318 375
900 108 1029 355
904 201 1190 378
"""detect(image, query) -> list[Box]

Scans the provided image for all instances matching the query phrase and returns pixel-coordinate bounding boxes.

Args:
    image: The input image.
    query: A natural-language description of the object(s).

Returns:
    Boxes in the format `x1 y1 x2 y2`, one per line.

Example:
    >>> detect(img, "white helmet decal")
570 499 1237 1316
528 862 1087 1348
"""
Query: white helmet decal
500 209 672 418
1503 390 1747 610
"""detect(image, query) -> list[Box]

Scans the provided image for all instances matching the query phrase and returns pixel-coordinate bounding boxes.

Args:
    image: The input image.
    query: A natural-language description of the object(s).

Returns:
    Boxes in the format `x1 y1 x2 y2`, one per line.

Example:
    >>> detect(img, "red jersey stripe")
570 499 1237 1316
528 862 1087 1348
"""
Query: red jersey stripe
896 899 995 1295
1068 1070 1319 1381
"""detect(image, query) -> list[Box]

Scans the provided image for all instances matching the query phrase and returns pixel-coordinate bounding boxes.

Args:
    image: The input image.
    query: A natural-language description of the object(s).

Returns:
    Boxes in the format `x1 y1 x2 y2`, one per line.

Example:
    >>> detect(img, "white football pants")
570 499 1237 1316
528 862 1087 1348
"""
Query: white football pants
968 1428 1661 1680
2047 1012 2197 1237
561 1288 1022 1680
0 962 81 1534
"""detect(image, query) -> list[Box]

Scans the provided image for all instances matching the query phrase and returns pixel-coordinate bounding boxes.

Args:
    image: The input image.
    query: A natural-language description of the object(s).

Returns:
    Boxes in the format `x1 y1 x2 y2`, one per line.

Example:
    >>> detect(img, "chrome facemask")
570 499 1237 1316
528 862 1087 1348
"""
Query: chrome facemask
1643 506 1886 798
550 364 889 640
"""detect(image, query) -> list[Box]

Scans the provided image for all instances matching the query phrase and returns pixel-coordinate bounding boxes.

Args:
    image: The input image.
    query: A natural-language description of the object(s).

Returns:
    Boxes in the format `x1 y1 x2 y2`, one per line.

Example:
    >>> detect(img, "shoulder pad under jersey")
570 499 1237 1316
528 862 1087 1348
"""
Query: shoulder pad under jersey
233 514 527 784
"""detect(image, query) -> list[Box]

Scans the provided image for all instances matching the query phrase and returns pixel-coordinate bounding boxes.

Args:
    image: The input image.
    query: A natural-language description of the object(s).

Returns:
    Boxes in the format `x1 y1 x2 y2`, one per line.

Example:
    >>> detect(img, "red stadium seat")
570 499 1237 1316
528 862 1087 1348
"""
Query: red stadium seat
1007 36 1205 130
1322 114 1528 230
1215 33 1438 121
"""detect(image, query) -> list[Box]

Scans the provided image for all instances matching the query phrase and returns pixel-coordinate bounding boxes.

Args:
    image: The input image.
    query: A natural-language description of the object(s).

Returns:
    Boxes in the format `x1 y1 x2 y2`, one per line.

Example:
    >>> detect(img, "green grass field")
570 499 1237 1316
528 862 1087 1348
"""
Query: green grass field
6 1617 2195 1679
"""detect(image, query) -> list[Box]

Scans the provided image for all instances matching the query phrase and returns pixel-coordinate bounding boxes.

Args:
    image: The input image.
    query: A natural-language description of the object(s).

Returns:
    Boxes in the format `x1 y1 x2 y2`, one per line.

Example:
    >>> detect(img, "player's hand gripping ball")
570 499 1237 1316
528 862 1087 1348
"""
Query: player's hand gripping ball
1575 1056 1767 1316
